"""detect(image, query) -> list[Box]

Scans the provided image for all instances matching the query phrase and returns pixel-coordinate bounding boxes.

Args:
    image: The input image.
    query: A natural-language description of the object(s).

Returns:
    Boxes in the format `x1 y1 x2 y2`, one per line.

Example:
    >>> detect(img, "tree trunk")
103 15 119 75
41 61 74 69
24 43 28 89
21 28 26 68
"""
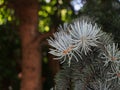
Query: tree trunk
15 0 42 90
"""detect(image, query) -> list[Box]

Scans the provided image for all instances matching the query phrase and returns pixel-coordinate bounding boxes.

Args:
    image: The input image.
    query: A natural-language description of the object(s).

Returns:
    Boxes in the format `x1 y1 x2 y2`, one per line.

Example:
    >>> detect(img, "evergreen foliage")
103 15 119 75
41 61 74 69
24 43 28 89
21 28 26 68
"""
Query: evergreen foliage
82 0 120 46
48 16 120 90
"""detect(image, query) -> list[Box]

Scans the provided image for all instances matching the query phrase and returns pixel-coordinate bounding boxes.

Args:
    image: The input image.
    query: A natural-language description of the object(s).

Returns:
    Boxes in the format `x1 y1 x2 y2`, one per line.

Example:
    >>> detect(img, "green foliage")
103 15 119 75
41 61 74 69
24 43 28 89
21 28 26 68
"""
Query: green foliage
0 0 14 25
0 1 21 89
0 0 4 5
38 0 73 33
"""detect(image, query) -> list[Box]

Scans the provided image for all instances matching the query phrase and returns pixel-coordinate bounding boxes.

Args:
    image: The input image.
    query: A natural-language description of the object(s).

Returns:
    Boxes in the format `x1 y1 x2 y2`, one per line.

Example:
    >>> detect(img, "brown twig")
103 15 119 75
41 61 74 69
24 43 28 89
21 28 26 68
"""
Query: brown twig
36 27 56 43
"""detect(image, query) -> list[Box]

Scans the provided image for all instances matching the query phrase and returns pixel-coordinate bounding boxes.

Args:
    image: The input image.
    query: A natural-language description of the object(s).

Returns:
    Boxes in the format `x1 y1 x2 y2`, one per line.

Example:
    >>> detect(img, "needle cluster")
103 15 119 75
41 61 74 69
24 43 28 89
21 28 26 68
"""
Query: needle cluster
48 16 120 90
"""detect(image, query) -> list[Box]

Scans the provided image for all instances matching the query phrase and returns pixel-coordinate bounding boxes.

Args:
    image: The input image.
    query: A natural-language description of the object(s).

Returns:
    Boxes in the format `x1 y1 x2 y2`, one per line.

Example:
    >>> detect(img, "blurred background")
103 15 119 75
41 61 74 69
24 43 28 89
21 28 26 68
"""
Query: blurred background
0 0 120 90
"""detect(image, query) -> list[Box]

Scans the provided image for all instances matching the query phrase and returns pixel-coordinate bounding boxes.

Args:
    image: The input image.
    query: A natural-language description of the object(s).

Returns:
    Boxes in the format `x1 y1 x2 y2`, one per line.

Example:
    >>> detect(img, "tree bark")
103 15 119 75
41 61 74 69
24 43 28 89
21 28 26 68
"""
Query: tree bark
15 0 42 90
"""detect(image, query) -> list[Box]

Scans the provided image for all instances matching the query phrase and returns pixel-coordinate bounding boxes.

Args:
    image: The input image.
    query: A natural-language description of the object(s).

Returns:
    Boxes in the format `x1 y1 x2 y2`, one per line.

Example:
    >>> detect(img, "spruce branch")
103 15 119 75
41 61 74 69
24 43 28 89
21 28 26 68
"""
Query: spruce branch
48 16 120 90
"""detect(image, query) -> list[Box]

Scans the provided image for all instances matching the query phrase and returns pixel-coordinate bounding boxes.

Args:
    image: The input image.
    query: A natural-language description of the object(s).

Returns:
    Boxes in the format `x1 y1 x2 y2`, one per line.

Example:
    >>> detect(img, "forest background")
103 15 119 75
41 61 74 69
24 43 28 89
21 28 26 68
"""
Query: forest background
0 0 120 90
